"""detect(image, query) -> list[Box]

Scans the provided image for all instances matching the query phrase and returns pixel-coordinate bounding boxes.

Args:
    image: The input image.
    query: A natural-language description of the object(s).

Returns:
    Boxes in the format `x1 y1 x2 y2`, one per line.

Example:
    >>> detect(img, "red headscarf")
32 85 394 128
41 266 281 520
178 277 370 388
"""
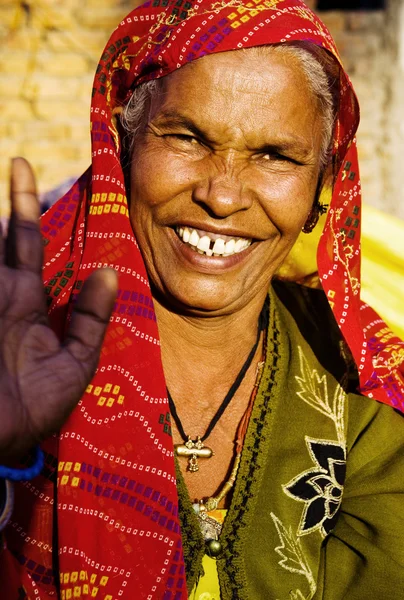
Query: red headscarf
3 1 403 598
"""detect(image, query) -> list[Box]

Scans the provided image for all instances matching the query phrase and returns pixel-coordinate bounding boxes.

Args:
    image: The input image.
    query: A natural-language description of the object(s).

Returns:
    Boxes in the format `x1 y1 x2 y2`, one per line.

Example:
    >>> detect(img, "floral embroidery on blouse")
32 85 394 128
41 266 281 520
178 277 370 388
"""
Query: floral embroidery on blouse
283 438 346 537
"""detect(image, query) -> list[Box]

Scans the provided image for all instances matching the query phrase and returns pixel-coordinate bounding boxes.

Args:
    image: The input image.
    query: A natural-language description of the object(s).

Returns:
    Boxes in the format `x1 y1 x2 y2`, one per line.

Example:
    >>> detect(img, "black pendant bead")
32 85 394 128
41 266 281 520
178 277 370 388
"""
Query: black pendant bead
205 539 222 558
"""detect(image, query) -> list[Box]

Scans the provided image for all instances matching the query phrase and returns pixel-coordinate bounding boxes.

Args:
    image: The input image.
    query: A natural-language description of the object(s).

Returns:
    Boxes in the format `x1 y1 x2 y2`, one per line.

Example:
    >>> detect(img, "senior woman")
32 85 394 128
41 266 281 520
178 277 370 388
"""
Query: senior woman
1 0 404 599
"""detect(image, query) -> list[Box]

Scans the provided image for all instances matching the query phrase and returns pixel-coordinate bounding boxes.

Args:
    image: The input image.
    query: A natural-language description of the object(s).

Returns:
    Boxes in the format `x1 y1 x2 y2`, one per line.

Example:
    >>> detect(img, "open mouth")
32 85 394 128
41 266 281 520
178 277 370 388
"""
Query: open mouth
174 226 253 257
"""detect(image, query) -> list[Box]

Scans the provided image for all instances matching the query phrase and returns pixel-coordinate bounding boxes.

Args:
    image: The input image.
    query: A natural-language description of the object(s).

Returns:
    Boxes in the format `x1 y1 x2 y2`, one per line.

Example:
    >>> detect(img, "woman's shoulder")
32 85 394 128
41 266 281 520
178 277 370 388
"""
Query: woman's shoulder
271 279 358 390
271 278 404 434
271 278 343 348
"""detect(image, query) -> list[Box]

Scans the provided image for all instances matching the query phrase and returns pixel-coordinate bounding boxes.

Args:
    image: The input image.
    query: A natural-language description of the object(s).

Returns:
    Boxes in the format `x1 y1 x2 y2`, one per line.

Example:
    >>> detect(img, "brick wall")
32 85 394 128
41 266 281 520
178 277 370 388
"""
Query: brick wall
0 0 134 215
1 0 403 218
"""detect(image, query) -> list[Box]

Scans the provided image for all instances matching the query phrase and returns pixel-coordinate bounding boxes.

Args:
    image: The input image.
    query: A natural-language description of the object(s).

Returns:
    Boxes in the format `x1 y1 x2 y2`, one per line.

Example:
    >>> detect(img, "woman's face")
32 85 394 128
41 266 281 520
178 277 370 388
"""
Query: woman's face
129 49 323 315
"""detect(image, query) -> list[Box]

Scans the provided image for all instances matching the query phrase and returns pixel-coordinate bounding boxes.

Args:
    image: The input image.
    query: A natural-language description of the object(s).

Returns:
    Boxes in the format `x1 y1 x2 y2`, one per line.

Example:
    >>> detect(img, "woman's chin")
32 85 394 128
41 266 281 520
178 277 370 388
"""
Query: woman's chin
153 281 246 316
169 294 235 315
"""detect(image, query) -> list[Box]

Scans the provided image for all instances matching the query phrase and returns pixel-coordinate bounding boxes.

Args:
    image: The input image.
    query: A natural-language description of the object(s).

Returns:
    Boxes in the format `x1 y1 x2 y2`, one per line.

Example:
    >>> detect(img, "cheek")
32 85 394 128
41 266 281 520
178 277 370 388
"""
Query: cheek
253 171 318 234
131 147 202 207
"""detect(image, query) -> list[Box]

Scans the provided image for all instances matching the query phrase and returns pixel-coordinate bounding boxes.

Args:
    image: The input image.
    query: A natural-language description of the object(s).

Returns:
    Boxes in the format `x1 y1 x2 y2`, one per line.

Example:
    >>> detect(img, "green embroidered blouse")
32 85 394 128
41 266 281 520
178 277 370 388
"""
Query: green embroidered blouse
177 281 404 600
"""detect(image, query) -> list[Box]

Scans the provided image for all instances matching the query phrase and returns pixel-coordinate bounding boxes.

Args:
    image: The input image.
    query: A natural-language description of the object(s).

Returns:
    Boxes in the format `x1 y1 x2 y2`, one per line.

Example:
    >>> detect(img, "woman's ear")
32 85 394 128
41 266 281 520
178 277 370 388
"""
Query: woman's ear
302 162 332 234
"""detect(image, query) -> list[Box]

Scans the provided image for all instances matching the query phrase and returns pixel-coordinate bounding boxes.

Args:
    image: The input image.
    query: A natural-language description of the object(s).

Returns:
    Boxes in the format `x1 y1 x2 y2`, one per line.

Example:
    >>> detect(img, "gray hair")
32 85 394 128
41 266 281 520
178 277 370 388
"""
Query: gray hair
120 42 339 169
120 78 161 147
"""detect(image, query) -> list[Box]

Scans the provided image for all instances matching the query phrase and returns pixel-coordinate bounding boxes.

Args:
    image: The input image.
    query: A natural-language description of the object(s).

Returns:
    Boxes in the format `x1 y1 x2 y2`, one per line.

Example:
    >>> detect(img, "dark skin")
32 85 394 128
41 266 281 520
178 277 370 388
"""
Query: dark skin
1 51 323 510
129 51 324 503
0 158 117 461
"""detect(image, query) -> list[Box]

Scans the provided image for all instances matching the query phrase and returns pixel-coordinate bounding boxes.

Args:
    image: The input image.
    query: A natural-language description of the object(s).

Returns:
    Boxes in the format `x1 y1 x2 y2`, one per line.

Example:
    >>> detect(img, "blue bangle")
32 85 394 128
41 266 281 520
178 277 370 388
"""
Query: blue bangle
0 447 44 482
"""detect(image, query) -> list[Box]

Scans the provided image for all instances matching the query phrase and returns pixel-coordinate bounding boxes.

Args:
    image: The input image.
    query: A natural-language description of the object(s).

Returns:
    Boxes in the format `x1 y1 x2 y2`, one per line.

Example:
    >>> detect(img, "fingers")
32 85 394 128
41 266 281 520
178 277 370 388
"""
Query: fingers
64 269 118 368
6 157 43 273
11 158 38 220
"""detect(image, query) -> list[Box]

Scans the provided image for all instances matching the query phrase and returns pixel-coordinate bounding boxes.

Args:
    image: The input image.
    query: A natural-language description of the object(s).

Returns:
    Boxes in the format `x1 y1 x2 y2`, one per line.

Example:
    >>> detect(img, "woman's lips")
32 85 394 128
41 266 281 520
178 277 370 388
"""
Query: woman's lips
174 225 252 257
167 226 256 270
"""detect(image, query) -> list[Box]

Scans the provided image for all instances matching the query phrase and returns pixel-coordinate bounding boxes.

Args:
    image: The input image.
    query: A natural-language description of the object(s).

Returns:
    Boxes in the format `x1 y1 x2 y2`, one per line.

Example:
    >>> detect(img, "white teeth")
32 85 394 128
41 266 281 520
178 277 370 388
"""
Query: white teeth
197 235 211 253
212 238 225 255
234 239 244 253
234 239 246 253
224 239 235 256
175 226 252 257
189 230 199 247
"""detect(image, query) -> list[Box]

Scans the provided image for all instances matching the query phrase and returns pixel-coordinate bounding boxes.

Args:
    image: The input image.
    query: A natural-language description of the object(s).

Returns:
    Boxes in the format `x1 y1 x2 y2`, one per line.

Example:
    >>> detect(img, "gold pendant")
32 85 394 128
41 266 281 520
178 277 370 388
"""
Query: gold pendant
175 436 213 472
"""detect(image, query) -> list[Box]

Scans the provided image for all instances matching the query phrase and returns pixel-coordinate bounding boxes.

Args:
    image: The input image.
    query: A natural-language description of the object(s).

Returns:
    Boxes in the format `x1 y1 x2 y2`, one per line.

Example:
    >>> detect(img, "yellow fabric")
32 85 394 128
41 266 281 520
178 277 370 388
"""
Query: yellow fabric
278 203 404 340
361 205 404 340
190 554 222 600
190 509 227 600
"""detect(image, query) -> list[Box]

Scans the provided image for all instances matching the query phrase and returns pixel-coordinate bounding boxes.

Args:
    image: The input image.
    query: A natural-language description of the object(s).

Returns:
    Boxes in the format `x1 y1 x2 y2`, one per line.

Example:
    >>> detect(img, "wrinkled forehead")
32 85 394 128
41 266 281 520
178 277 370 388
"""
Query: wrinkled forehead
153 47 320 118
146 46 326 135
161 44 310 87
155 45 323 108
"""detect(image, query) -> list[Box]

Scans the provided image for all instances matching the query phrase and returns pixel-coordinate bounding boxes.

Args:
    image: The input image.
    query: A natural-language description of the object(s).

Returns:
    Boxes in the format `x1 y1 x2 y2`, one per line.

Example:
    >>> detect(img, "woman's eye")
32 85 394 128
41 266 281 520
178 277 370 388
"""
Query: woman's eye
254 152 300 167
166 134 199 145
262 152 291 162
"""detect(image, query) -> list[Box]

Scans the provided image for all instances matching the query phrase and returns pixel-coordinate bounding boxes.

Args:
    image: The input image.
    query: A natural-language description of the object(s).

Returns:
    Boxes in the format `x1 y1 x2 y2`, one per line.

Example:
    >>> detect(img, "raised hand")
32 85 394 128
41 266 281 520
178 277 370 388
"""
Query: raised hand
0 158 117 461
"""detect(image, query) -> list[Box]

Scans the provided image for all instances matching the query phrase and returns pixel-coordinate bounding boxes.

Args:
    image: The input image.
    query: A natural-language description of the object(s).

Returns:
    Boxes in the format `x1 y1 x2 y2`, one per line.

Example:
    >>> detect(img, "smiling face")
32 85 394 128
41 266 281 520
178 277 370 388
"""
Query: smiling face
129 49 324 316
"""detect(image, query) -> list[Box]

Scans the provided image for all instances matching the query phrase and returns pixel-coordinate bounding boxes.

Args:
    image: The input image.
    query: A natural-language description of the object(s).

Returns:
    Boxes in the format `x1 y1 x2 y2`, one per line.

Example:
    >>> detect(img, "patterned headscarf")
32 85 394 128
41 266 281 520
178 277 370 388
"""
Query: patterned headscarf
3 1 403 599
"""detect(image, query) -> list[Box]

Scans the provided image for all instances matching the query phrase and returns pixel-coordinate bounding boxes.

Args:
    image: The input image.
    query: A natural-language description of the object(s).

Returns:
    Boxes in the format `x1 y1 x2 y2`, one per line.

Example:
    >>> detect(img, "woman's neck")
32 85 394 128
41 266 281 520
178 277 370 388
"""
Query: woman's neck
154 293 268 502
154 294 267 406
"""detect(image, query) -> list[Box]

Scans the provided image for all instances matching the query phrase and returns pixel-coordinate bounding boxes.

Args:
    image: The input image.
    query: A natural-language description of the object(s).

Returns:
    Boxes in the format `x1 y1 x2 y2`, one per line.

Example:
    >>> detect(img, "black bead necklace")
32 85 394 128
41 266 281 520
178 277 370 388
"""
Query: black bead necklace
167 302 268 472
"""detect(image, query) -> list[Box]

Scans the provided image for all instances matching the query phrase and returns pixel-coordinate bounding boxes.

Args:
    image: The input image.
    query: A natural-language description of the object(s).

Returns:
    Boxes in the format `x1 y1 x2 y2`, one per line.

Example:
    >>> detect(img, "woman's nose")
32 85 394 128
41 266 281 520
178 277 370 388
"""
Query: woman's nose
192 173 253 218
